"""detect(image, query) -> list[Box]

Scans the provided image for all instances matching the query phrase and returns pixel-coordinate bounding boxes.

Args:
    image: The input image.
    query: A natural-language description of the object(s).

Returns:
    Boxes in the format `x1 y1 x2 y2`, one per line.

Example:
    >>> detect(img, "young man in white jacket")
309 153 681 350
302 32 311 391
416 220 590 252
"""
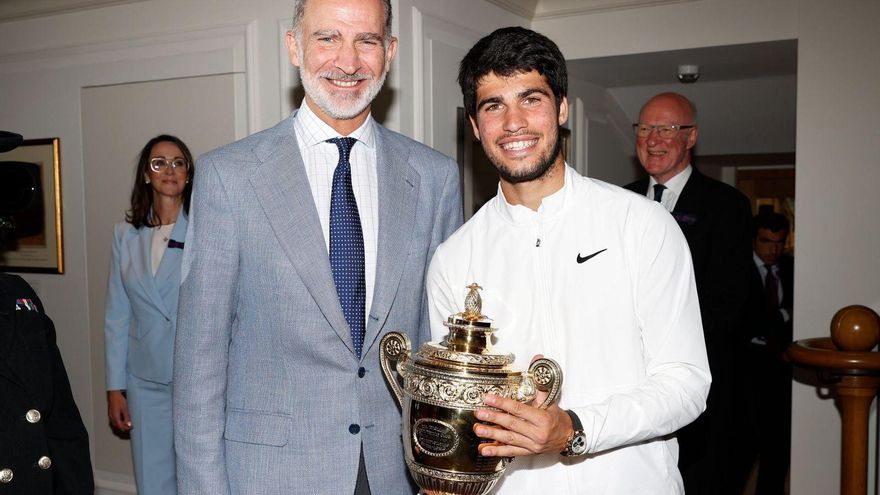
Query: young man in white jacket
426 26 711 494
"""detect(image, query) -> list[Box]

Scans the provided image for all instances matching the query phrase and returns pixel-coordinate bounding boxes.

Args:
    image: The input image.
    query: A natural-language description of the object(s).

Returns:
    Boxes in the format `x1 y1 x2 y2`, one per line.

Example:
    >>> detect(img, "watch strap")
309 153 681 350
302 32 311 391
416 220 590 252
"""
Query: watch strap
561 409 587 457
564 409 583 432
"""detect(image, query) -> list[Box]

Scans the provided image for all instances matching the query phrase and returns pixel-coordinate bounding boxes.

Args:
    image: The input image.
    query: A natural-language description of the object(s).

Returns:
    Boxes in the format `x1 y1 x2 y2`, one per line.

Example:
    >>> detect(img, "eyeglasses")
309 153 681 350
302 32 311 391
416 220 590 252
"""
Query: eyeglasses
633 123 695 139
149 157 189 173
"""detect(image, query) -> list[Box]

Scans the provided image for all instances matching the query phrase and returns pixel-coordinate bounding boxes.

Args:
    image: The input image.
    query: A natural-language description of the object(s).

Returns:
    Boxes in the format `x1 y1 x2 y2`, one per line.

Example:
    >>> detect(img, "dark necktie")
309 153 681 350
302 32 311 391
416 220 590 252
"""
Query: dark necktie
653 184 666 203
327 137 366 358
764 264 779 313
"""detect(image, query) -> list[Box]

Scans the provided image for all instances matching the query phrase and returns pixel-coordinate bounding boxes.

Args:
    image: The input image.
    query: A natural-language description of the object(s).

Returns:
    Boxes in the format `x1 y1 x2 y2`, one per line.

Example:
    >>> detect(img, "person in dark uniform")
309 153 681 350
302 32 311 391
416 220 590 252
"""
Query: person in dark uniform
0 131 95 494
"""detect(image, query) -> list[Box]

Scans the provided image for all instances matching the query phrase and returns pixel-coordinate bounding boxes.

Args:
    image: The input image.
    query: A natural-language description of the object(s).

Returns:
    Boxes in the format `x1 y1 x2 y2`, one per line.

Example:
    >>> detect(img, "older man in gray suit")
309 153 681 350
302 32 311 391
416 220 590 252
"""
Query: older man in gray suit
172 0 462 494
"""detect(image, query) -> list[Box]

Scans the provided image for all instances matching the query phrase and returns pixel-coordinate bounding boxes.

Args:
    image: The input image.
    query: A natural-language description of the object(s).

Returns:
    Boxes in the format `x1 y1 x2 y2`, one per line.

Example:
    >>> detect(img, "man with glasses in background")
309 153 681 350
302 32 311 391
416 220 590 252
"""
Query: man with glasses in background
625 92 754 495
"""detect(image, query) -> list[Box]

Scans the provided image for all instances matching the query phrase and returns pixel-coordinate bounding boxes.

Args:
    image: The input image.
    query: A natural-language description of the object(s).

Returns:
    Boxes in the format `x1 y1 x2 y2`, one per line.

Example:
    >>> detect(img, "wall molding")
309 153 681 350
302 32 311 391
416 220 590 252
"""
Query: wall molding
413 8 482 147
0 19 258 134
0 20 250 76
0 0 144 23
94 469 135 495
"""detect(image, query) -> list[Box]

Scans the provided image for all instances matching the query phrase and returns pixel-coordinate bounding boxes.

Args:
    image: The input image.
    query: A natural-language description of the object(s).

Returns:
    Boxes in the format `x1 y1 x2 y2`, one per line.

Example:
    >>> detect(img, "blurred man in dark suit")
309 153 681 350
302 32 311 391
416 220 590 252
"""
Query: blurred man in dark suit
625 93 754 494
744 211 793 494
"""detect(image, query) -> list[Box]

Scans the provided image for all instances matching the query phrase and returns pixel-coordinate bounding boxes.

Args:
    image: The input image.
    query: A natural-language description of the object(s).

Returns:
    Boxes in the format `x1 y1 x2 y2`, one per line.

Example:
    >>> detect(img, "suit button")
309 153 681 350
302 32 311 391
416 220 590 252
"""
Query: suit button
349 424 361 434
37 456 51 470
357 367 366 378
0 468 12 483
26 409 41 423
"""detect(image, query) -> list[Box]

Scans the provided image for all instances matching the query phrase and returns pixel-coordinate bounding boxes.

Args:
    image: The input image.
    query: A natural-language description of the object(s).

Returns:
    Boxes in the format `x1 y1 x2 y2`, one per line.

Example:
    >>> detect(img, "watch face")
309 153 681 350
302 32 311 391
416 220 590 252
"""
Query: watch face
570 432 588 455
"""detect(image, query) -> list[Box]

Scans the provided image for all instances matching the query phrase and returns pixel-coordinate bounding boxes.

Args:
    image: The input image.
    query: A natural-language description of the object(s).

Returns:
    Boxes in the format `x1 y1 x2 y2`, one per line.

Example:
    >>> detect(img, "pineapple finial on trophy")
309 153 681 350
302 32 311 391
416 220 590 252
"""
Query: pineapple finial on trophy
462 283 483 321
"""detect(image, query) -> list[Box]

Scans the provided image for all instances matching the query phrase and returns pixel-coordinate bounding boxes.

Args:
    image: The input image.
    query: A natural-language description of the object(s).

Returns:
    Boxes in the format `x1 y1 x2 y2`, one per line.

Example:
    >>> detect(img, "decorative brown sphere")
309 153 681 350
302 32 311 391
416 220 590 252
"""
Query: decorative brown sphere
830 305 880 352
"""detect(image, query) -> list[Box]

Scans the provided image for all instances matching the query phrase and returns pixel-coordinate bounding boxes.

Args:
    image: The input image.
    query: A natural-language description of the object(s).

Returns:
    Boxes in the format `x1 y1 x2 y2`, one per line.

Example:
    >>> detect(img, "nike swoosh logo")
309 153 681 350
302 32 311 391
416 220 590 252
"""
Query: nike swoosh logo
577 249 607 264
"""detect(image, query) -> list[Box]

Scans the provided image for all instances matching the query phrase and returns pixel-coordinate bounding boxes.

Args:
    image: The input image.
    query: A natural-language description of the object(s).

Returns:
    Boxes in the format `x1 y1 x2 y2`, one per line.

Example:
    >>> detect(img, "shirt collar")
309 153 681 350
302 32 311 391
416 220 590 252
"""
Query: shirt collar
648 164 692 198
494 163 574 224
293 98 376 150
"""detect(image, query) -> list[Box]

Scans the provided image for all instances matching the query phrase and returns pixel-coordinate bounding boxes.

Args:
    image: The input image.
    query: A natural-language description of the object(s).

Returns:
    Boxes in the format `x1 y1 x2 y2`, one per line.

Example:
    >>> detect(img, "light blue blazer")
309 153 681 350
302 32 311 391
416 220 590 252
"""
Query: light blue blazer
173 113 463 495
105 209 188 389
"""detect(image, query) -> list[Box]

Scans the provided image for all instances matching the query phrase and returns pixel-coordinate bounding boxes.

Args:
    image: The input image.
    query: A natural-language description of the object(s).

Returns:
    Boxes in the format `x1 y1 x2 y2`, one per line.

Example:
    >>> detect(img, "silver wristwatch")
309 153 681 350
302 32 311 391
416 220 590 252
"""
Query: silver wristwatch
560 409 588 457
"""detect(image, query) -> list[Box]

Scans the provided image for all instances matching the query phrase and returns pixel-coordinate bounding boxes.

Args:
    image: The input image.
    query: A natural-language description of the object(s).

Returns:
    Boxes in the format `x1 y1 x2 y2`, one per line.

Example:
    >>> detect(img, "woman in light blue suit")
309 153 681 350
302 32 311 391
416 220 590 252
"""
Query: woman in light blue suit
104 135 194 495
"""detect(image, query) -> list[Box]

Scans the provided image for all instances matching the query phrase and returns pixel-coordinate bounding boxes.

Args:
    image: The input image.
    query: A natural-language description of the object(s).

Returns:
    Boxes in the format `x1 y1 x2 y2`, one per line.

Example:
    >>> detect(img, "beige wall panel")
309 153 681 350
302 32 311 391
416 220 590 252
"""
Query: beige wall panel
81 73 238 478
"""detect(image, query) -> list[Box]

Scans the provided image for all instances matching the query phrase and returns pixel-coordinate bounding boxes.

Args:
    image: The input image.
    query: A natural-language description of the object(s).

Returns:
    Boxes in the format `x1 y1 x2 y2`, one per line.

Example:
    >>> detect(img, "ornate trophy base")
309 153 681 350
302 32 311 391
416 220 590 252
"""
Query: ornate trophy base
410 460 501 495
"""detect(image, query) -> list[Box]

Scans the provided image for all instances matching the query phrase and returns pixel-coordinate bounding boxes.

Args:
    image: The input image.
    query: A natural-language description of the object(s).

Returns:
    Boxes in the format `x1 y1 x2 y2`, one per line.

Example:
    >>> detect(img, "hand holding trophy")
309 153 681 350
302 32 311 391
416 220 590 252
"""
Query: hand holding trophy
380 284 563 495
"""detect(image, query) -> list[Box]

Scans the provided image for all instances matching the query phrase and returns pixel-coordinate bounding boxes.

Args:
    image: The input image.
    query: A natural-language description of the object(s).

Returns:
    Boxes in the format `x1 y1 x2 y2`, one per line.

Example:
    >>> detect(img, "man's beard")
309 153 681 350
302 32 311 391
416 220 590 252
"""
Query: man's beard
298 49 388 120
487 127 563 184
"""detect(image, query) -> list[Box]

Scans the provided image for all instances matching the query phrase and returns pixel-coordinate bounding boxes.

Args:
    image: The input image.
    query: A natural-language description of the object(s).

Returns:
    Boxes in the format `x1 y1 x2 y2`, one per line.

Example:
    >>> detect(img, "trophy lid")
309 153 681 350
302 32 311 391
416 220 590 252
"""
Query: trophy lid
417 283 515 369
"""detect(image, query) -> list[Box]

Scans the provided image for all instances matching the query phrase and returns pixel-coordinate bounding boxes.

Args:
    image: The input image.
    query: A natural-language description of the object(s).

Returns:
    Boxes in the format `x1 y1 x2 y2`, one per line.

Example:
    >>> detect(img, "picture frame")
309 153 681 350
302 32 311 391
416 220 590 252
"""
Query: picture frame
0 137 64 273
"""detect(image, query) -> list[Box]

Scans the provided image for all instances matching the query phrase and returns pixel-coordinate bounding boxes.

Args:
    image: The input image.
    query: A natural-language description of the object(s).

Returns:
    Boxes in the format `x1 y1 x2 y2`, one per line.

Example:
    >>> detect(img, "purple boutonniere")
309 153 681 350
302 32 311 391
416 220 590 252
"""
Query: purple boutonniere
673 212 698 226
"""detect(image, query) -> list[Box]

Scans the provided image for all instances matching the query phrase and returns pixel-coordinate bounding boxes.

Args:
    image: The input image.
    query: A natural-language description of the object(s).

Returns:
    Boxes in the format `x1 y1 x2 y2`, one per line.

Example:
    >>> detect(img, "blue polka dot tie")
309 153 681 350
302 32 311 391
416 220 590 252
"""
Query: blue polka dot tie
328 137 366 358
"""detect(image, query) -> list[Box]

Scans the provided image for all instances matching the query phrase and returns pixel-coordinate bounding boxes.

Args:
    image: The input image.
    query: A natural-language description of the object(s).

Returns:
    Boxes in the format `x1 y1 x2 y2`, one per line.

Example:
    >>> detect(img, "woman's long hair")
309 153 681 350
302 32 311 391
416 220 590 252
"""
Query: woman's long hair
126 134 195 229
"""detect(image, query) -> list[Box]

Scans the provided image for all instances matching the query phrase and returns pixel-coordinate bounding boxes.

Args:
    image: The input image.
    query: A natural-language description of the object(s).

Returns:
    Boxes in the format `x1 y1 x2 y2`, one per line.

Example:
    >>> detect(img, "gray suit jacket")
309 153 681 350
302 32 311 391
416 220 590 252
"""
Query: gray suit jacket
173 113 462 495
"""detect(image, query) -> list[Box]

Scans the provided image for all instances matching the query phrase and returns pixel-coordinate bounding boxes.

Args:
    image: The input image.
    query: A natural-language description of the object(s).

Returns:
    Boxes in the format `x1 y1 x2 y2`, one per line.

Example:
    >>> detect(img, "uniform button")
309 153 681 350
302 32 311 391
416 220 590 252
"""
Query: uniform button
37 456 51 470
357 367 366 378
349 424 361 434
26 409 41 423
0 468 12 483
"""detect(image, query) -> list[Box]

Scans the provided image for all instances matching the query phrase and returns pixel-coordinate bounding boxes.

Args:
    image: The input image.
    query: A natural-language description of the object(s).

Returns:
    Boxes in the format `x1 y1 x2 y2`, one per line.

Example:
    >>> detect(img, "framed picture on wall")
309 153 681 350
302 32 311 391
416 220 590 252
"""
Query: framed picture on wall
0 137 64 273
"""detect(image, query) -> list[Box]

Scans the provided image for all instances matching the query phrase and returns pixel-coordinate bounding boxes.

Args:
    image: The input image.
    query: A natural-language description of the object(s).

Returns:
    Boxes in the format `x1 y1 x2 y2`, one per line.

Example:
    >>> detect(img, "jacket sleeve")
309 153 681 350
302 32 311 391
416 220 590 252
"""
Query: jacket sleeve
418 156 462 346
572 205 712 454
173 155 237 495
103 225 132 391
45 316 96 494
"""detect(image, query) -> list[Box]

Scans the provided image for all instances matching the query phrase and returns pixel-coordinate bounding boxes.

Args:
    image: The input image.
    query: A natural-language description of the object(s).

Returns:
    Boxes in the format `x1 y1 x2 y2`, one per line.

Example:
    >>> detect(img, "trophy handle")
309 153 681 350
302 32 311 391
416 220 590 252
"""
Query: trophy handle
379 331 412 408
528 358 563 410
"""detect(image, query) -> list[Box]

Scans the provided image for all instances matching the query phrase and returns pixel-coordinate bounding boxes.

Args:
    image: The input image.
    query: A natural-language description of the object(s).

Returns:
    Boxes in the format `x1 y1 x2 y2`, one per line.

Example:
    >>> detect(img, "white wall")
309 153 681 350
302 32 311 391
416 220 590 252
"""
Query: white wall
791 2 880 493
81 73 240 477
566 76 637 184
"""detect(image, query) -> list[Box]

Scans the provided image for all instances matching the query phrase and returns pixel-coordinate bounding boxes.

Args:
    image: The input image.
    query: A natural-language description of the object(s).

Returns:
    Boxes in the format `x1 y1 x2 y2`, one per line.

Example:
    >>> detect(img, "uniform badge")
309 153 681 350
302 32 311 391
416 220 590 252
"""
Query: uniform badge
15 298 38 311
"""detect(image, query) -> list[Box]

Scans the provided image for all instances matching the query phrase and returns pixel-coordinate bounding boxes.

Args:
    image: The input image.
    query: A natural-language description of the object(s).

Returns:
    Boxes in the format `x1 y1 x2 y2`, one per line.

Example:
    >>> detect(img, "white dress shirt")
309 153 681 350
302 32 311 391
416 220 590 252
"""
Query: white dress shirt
646 164 692 212
151 223 174 276
294 99 379 313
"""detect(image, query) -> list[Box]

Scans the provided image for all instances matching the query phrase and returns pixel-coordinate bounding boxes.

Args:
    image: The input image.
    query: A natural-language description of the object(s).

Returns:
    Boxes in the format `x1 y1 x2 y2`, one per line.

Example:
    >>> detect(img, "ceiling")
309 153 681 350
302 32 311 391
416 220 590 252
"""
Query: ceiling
567 40 799 158
566 40 797 88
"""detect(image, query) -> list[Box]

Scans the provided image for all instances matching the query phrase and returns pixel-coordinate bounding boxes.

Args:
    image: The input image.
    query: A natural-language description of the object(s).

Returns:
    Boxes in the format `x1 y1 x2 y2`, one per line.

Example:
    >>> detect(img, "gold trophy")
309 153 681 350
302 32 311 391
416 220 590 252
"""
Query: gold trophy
380 284 563 495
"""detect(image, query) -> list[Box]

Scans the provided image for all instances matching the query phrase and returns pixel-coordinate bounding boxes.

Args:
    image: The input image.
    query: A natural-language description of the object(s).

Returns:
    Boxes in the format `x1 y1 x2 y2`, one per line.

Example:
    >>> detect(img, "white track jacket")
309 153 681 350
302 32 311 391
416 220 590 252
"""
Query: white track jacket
427 165 711 494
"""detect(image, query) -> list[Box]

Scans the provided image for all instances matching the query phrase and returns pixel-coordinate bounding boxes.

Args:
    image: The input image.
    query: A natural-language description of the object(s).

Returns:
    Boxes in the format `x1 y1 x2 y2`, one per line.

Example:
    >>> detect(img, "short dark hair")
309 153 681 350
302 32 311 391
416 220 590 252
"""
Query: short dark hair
753 211 790 237
126 134 195 229
458 26 567 119
292 0 393 43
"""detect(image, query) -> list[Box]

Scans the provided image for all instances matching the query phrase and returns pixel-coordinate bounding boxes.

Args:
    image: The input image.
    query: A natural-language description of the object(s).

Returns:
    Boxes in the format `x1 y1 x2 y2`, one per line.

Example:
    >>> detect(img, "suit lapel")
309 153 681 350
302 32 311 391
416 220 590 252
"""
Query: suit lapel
672 169 703 215
364 127 419 354
248 115 354 355
130 226 172 320
625 178 649 196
